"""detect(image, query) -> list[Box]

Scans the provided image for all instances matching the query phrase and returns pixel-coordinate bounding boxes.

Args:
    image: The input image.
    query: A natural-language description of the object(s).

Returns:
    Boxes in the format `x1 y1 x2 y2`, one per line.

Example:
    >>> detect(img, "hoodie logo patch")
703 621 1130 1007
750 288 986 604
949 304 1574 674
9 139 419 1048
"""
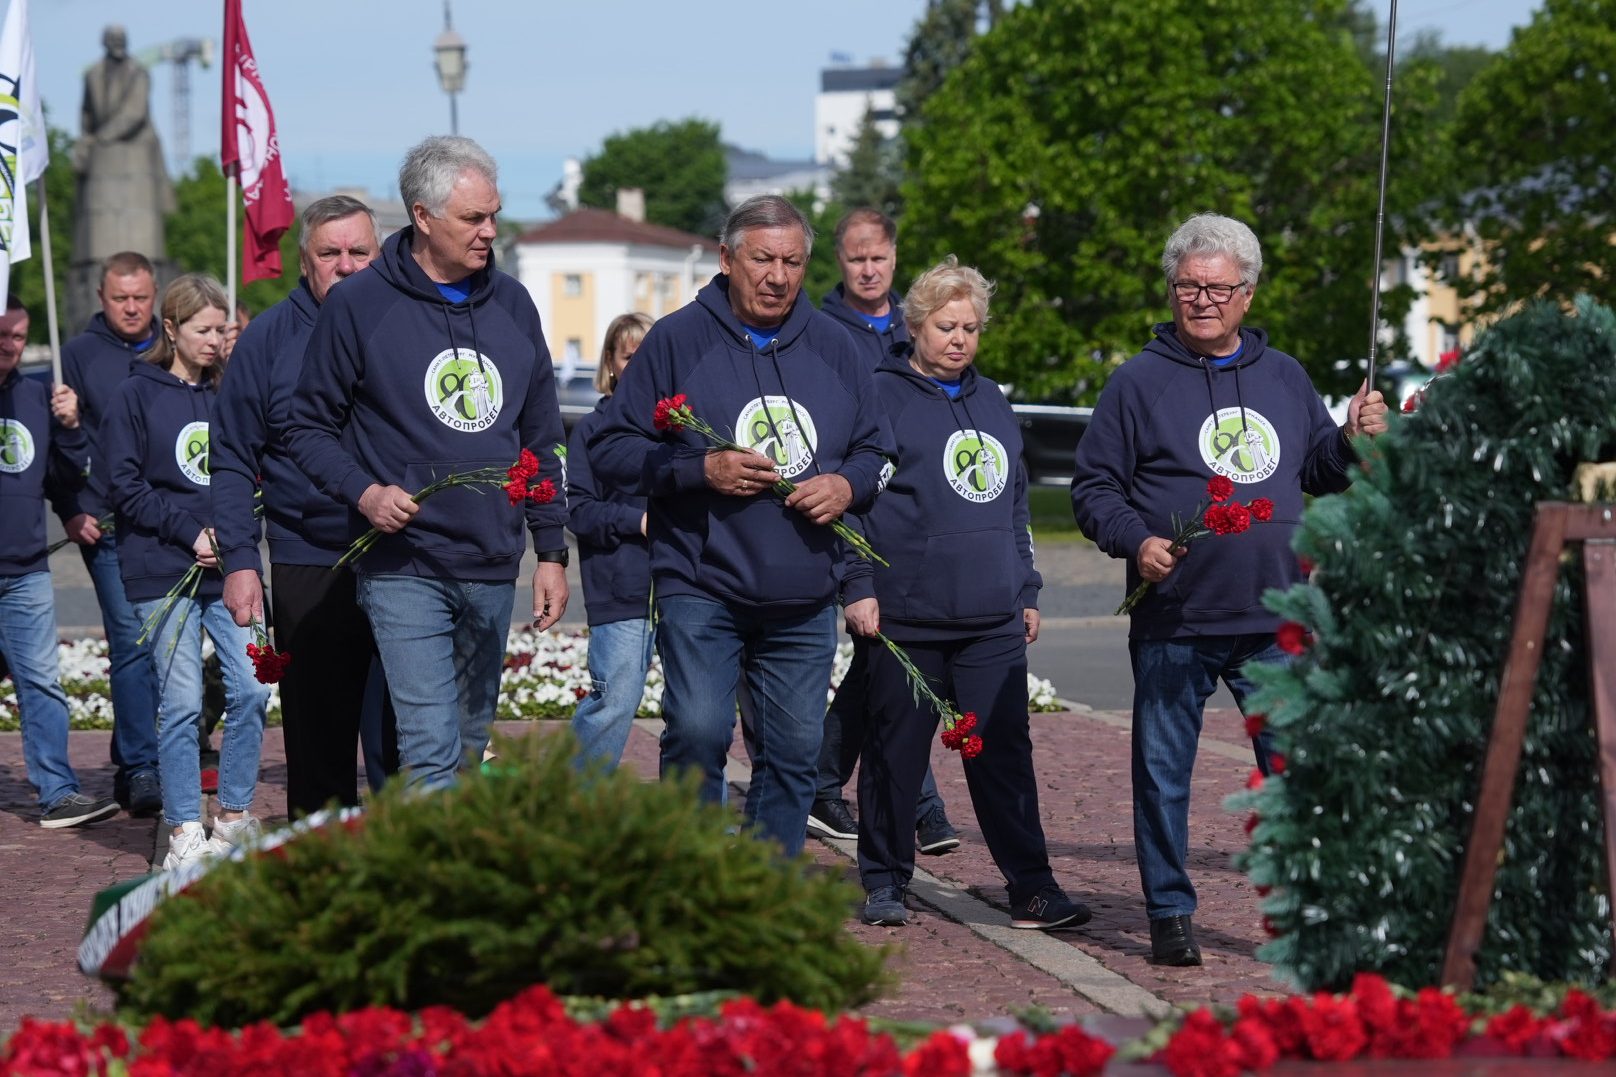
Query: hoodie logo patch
944 430 1009 503
1199 406 1280 483
737 396 817 480
175 422 210 486
0 419 35 474
424 349 503 432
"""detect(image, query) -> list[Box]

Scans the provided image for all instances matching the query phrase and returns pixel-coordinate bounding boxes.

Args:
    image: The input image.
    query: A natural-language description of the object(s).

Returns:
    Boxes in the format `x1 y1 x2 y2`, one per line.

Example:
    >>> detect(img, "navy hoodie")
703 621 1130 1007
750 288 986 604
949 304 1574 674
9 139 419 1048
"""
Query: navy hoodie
1071 324 1356 640
588 275 894 614
841 354 1039 641
103 362 222 602
287 228 567 580
213 281 353 574
0 368 90 575
819 285 910 368
566 399 649 626
61 313 159 520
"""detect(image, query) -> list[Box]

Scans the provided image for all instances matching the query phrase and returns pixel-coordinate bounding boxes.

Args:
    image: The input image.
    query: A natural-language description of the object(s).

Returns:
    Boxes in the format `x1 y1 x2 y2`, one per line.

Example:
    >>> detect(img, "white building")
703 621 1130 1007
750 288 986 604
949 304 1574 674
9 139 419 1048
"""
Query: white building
814 62 901 167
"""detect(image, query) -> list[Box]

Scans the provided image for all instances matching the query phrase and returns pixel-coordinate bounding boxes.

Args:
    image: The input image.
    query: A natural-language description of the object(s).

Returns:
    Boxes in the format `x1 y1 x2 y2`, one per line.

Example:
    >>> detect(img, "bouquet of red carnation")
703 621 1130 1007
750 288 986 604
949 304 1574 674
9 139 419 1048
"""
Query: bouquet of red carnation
336 450 557 569
875 631 984 757
245 616 292 684
1116 476 1275 615
653 394 888 566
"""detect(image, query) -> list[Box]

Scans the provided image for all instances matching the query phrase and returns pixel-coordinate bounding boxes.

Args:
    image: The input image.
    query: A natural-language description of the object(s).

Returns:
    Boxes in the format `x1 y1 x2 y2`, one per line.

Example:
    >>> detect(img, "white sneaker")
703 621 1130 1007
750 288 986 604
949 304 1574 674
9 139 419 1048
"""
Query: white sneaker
163 821 218 870
209 813 262 853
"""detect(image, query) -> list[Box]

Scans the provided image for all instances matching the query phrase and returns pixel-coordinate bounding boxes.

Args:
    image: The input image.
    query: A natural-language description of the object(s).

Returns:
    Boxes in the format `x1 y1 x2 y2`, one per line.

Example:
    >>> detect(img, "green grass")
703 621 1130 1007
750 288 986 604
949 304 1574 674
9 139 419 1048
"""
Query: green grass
1028 486 1090 543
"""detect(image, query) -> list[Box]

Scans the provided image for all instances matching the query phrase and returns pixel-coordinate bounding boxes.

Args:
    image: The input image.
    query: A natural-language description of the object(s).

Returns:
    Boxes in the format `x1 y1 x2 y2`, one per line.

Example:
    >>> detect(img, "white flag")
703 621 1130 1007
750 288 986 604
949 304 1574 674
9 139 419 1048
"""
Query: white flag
0 0 47 298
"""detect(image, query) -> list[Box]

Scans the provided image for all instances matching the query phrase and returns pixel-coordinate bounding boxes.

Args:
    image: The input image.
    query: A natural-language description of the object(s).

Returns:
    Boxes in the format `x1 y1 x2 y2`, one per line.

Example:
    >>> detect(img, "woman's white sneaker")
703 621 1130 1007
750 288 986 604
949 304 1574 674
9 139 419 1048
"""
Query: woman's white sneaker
162 821 218 870
209 813 262 853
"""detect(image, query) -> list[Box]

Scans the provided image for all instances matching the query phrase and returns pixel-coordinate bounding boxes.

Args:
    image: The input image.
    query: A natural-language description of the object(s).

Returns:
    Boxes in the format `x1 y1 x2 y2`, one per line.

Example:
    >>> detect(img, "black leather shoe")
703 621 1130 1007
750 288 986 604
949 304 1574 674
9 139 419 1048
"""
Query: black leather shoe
1149 915 1203 966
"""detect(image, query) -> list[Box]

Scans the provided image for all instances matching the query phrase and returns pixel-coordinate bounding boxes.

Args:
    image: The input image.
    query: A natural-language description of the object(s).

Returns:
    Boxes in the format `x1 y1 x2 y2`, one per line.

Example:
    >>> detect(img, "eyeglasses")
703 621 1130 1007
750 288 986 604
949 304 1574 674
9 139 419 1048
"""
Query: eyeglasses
1172 281 1244 304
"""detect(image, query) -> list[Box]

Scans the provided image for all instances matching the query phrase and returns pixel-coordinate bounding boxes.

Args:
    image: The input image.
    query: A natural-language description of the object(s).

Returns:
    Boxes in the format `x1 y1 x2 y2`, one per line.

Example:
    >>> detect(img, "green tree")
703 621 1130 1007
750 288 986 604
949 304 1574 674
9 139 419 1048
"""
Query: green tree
578 119 728 237
896 0 1001 124
165 157 300 315
1403 30 1493 126
16 123 75 337
900 0 1441 404
784 190 846 306
1431 0 1615 315
831 107 904 218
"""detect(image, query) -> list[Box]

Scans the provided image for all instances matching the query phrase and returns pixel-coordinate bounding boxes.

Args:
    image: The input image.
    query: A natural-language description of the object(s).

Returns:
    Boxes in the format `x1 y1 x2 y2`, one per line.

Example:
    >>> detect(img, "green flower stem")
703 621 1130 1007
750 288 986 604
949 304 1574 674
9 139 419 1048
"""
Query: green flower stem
872 630 965 734
1114 497 1213 615
45 514 115 556
333 467 512 570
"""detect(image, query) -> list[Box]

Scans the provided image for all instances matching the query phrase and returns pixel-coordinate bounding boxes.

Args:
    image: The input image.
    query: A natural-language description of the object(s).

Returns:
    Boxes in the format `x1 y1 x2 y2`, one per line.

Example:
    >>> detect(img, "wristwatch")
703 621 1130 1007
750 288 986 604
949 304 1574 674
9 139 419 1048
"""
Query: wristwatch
536 548 569 567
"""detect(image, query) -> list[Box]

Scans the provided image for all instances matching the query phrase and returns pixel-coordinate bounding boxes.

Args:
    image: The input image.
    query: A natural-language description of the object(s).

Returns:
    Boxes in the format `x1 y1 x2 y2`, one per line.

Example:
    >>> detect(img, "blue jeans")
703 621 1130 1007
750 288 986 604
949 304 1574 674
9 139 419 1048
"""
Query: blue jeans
356 575 514 790
80 535 159 784
571 617 654 770
657 595 836 857
135 595 270 825
0 573 83 810
1130 633 1282 920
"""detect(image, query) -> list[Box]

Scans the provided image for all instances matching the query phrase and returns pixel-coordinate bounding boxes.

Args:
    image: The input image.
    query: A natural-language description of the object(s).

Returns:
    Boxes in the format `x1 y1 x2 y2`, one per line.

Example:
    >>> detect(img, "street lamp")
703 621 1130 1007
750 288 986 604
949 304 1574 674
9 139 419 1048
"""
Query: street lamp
433 1 467 135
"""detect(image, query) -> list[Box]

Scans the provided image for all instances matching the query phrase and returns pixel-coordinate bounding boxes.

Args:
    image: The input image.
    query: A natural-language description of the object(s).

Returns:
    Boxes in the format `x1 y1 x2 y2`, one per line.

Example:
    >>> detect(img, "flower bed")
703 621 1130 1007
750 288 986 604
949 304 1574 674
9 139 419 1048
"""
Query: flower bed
2 632 1065 731
9 974 1616 1076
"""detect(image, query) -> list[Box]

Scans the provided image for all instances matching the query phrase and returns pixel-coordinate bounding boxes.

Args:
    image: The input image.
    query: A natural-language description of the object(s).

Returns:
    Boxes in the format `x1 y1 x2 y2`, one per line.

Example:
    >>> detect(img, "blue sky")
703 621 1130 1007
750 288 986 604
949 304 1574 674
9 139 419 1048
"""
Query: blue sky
28 0 1539 222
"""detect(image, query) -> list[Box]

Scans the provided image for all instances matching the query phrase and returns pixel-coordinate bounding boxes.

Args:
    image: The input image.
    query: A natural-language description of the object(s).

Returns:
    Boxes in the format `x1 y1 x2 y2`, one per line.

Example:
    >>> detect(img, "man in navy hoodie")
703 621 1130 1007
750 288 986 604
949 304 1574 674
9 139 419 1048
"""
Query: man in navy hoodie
0 297 120 828
588 195 894 856
215 195 396 815
809 207 958 855
288 137 568 791
59 251 162 816
1071 213 1388 966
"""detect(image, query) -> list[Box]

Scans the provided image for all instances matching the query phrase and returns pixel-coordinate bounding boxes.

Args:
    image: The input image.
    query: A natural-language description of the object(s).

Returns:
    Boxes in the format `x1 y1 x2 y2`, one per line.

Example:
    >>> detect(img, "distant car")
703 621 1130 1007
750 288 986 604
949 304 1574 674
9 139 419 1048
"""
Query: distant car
1011 403 1093 487
555 366 604 434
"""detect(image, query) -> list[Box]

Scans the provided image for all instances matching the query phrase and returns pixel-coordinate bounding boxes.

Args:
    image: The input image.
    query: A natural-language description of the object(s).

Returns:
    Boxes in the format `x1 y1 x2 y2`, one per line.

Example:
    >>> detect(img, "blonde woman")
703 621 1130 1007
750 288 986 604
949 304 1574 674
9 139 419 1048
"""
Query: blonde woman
566 312 655 768
103 273 269 869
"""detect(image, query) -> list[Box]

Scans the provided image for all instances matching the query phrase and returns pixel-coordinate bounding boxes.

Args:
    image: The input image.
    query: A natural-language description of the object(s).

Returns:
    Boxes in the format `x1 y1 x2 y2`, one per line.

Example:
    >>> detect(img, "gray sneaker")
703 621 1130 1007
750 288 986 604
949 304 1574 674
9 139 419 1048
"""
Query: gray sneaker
40 792 120 829
916 806 961 855
861 885 910 926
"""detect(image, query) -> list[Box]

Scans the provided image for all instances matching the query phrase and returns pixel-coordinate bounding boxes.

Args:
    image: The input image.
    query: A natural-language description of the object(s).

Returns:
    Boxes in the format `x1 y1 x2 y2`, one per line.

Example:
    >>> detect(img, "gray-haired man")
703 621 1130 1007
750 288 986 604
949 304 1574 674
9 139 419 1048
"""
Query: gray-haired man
288 137 569 790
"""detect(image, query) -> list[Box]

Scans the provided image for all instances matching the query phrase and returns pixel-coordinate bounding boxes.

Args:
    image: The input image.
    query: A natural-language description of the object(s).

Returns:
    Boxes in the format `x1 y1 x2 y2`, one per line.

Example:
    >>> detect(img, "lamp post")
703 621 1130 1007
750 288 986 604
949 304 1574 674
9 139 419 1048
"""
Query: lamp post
433 0 467 135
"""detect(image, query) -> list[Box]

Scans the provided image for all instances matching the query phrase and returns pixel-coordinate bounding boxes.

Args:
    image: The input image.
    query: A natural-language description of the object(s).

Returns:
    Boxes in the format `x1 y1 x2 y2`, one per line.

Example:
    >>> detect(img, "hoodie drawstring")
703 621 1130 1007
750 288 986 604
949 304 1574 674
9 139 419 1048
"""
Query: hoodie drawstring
1200 357 1251 437
745 333 823 481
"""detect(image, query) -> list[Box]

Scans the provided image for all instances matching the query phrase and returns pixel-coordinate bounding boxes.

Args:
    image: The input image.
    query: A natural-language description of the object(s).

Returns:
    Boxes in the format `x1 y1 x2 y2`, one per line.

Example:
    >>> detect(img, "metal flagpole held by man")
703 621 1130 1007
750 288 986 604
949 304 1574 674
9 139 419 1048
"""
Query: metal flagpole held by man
1365 0 1400 390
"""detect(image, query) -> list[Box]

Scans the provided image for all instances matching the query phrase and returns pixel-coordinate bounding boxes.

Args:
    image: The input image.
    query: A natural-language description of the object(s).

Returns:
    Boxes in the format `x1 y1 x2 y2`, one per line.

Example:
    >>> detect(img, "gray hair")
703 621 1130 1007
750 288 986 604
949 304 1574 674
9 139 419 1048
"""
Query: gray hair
398 136 498 218
298 195 378 260
720 195 814 258
902 255 994 331
1161 213 1263 288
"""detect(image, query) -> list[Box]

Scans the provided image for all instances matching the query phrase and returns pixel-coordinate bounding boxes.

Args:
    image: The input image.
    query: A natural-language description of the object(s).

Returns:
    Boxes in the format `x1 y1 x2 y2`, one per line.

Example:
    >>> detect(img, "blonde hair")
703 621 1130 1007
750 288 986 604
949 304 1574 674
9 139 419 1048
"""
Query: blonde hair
901 255 994 333
147 273 231 388
595 312 654 395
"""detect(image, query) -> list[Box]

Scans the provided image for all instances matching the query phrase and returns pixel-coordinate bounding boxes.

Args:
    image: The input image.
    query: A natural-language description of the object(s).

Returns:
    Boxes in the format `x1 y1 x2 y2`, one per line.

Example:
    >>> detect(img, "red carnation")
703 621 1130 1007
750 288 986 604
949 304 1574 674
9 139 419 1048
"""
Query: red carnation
1486 1005 1547 1054
1204 504 1230 534
1246 767 1265 791
505 479 529 506
1269 753 1287 775
653 393 689 431
515 448 540 480
1245 712 1267 737
527 479 557 505
1207 475 1235 503
245 622 291 684
1224 501 1252 534
961 735 984 759
1436 348 1460 373
956 711 978 735
1249 497 1274 522
1275 621 1310 655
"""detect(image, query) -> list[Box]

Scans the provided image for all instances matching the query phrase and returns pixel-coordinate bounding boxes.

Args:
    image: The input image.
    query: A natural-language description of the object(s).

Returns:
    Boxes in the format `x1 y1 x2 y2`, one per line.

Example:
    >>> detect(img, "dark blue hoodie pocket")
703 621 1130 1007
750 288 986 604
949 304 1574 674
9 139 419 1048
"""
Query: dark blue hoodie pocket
898 527 1019 622
403 459 525 564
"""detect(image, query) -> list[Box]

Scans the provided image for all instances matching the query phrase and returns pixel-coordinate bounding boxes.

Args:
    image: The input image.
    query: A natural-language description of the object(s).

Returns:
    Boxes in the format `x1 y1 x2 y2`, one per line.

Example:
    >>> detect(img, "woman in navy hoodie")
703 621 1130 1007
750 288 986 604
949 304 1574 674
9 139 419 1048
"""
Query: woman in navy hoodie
566 312 653 768
842 257 1089 931
104 274 269 870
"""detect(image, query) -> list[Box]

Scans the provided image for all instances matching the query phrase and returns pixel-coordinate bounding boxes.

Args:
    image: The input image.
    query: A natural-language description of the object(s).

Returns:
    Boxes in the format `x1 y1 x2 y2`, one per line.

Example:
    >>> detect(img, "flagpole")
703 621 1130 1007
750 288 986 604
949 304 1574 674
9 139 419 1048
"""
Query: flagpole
226 164 238 319
1365 0 1399 390
35 179 61 383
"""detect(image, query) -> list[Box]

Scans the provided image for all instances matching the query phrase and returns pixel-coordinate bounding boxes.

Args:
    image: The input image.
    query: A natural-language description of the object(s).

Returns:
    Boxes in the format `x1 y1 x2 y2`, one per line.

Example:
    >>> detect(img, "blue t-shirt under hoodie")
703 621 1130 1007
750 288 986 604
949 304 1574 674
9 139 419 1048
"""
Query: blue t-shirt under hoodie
102 361 222 602
841 353 1040 641
286 227 568 581
819 284 910 370
587 274 895 614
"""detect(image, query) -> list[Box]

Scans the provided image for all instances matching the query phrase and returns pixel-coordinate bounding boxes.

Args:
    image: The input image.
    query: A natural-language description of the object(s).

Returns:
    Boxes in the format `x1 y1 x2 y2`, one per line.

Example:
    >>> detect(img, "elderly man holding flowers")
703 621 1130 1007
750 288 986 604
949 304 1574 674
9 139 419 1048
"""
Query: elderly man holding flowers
1071 213 1388 966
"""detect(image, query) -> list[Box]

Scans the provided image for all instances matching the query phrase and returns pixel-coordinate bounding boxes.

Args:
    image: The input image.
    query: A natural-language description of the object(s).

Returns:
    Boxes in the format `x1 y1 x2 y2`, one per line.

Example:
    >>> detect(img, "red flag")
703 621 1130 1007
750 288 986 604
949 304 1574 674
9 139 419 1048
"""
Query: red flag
222 0 294 283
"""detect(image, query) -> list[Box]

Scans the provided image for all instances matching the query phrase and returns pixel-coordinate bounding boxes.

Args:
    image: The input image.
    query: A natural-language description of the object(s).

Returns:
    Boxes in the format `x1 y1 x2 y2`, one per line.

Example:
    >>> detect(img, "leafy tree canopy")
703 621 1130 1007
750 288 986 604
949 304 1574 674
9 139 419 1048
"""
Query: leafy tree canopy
900 0 1441 404
577 118 728 238
831 107 903 219
166 157 300 316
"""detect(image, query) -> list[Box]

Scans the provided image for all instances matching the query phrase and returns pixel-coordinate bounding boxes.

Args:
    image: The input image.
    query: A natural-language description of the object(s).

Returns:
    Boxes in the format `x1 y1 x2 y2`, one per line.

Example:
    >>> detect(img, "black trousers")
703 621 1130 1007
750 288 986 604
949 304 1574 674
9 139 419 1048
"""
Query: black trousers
858 627 1056 904
271 563 397 816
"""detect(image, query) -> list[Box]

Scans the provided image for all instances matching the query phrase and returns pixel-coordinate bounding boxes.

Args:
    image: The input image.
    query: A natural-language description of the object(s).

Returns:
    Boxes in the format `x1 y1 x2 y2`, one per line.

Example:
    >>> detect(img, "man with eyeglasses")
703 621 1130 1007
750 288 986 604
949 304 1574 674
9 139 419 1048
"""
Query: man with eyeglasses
1070 213 1387 967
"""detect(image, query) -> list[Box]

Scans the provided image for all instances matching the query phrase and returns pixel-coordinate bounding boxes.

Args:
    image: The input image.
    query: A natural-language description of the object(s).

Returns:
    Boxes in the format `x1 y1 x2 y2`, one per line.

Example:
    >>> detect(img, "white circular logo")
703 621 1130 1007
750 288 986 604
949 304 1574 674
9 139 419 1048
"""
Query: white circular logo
0 419 35 474
175 421 210 486
424 349 504 432
1198 406 1281 483
736 395 818 480
944 430 1010 503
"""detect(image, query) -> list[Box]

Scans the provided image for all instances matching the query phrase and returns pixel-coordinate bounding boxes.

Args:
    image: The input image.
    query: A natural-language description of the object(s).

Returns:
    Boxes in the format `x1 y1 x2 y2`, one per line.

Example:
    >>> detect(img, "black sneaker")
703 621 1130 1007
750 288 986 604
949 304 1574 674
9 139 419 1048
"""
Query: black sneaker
40 793 120 830
862 885 909 926
915 806 961 855
126 770 162 818
806 798 857 840
1010 885 1092 930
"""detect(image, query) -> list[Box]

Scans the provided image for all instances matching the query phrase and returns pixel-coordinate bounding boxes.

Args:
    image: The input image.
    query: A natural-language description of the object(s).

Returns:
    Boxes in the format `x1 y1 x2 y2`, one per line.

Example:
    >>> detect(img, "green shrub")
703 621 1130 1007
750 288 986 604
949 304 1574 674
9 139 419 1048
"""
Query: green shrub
1236 298 1616 991
118 731 891 1027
